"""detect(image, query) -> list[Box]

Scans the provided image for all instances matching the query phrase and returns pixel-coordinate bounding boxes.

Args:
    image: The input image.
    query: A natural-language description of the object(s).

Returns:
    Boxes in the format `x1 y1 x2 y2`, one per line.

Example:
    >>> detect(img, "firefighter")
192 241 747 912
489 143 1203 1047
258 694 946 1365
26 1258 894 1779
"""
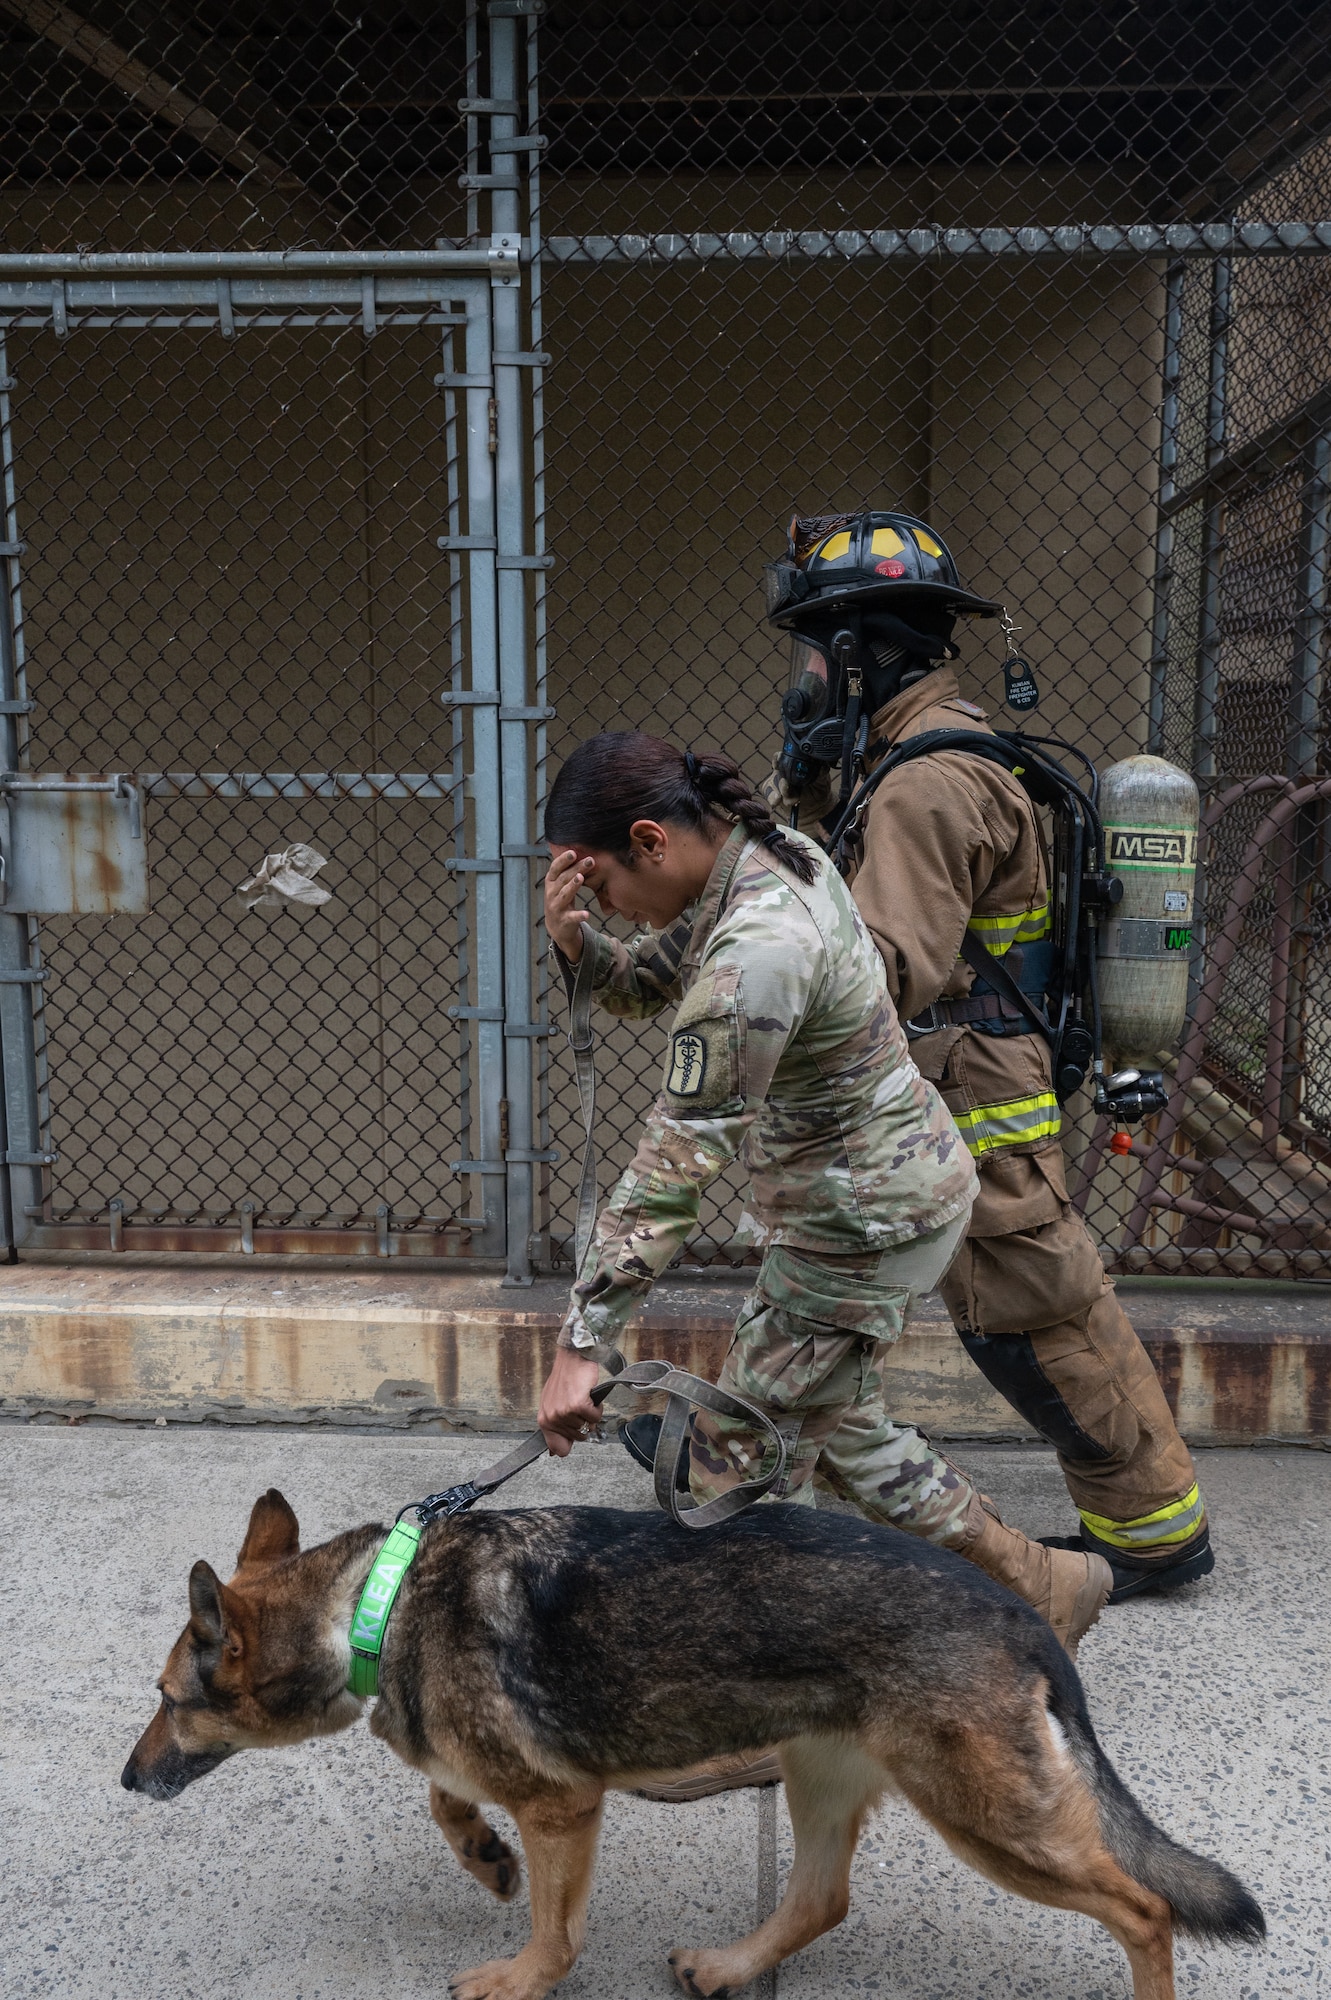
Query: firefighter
755 508 1212 1602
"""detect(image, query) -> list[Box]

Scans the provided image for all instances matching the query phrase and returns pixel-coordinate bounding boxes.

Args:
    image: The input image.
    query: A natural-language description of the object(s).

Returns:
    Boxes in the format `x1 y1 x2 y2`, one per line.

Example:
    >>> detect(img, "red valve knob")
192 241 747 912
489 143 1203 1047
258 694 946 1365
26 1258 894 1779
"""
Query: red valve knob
1110 1131 1133 1157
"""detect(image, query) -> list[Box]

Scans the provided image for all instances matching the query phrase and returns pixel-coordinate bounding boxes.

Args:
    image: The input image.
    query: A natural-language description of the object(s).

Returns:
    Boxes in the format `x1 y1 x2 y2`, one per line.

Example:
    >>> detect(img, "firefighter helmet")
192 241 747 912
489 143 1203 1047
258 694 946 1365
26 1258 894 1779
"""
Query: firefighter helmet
763 510 1001 626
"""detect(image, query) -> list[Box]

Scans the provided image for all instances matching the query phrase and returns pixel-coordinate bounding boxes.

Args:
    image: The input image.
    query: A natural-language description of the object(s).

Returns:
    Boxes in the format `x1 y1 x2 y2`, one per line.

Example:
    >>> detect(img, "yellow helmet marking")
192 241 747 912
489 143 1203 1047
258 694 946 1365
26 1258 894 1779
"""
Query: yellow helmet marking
870 527 906 557
913 529 943 558
815 530 852 561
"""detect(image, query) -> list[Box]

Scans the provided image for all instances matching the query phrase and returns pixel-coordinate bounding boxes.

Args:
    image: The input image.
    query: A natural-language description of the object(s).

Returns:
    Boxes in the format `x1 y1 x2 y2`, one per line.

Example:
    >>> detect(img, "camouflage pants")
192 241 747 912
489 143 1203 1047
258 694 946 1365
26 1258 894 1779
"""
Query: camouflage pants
689 1227 978 1548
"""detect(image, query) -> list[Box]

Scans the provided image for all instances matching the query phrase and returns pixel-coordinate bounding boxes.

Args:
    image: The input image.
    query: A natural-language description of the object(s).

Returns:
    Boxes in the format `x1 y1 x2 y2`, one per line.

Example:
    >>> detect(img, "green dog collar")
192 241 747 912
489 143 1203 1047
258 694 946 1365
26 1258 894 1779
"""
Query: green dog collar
347 1519 422 1698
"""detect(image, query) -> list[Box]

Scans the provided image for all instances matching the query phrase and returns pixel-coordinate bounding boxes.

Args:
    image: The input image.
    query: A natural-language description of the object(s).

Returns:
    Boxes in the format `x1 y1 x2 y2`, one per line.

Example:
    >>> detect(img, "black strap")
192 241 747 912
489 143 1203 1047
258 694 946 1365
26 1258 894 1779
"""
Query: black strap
956 929 1053 1042
638 1360 787 1529
828 727 1090 864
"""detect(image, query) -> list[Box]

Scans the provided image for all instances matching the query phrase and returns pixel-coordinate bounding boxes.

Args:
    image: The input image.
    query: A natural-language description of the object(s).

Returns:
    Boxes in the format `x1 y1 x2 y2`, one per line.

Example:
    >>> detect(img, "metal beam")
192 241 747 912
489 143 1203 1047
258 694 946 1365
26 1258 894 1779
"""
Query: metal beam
0 250 502 276
1288 431 1331 779
0 263 495 333
544 222 1331 264
3 227 1331 283
0 336 43 1253
140 772 464 802
0 0 367 233
1148 258 1185 755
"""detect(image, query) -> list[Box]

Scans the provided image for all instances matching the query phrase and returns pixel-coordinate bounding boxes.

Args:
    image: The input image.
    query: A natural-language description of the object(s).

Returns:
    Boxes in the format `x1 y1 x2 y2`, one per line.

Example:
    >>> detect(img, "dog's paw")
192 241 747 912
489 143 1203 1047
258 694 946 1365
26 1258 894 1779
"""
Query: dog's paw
448 1957 542 2000
458 1823 522 1901
431 1791 522 1902
668 1948 733 1998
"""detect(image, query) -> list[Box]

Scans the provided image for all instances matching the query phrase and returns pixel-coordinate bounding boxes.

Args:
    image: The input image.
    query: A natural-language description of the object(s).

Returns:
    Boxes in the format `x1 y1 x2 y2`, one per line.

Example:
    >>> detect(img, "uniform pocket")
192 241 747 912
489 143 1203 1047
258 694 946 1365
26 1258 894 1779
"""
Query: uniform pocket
662 962 745 1113
752 1244 913 1344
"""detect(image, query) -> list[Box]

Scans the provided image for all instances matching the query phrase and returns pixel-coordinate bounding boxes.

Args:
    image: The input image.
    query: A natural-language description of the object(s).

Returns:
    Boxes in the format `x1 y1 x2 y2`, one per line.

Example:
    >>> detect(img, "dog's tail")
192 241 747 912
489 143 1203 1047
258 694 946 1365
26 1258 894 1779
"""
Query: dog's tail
1050 1676 1265 1944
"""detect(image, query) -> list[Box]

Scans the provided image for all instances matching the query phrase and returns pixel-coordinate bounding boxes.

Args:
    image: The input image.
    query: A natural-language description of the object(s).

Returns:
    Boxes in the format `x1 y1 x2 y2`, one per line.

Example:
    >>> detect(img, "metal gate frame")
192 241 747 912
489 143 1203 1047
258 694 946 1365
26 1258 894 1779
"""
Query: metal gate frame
0 5 551 1282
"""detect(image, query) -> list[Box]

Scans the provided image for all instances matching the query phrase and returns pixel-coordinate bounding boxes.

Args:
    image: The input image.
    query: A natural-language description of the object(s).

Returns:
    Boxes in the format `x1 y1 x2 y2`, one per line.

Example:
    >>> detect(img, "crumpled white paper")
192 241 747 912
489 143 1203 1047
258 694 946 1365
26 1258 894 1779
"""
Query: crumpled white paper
237 843 332 912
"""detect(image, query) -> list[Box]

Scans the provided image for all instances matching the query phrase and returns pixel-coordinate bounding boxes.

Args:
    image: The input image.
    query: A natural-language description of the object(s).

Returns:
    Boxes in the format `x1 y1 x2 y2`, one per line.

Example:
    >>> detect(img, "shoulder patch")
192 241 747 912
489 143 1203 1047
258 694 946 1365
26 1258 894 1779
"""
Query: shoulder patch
667 1029 708 1097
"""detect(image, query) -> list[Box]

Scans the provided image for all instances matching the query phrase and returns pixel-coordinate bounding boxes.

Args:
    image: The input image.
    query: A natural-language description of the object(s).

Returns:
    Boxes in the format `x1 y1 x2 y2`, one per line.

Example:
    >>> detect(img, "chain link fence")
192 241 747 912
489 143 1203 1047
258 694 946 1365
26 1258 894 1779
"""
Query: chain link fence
0 2 1328 1273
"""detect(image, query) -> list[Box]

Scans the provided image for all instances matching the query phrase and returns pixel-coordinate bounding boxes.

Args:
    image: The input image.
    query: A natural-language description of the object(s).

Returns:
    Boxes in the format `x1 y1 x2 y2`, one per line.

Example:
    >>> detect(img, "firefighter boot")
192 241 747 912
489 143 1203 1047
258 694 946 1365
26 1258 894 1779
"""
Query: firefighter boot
1039 1522 1215 1603
959 1492 1112 1657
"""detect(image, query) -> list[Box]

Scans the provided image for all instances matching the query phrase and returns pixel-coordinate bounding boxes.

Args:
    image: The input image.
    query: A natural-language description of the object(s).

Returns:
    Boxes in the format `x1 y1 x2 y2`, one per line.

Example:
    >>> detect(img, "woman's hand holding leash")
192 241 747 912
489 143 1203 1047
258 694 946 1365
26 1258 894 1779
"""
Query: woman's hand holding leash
544 849 596 963
538 1347 603 1456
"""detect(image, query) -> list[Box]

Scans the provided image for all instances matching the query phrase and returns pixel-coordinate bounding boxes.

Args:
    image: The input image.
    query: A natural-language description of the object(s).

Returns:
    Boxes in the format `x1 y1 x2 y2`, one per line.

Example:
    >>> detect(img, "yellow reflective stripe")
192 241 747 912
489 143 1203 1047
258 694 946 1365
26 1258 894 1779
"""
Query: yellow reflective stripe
1078 1484 1205 1552
951 1093 1061 1156
965 899 1051 956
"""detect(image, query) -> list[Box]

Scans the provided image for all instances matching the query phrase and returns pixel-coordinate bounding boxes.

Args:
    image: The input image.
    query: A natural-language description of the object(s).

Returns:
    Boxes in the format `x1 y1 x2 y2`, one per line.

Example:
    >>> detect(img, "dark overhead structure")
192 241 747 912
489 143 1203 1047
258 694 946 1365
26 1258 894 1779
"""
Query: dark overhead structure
0 2 1330 242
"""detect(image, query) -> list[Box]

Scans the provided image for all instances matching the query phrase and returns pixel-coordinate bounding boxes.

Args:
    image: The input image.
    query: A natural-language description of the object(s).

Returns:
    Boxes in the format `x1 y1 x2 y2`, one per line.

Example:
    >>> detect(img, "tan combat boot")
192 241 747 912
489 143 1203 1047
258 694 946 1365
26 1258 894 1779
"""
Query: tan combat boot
631 1750 784 1803
959 1493 1112 1657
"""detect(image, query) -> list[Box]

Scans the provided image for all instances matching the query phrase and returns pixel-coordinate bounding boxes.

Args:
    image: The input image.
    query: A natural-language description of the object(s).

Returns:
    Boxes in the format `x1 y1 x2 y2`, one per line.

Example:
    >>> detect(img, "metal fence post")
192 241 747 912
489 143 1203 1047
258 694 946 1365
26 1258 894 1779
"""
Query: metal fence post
490 0 543 1286
460 283 509 1257
1289 429 1331 780
1280 427 1331 1134
0 333 44 1255
526 1 552 1272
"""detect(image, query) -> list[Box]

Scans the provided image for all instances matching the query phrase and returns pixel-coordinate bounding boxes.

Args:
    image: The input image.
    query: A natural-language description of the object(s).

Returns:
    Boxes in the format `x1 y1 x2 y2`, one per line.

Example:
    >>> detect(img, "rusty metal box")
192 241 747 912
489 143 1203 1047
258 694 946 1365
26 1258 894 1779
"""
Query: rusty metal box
2 775 149 914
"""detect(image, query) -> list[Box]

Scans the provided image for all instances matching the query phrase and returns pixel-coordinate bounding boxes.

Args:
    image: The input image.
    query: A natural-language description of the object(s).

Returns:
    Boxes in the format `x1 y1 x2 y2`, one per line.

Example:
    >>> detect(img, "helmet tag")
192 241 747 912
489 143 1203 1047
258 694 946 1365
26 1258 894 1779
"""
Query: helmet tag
1003 654 1040 711
999 606 1040 712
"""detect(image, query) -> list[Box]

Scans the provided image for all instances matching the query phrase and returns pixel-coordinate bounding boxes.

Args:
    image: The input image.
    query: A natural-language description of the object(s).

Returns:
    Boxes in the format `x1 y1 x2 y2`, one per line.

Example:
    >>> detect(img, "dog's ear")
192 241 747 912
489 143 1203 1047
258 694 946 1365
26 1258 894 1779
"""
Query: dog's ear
189 1559 230 1666
237 1489 300 1569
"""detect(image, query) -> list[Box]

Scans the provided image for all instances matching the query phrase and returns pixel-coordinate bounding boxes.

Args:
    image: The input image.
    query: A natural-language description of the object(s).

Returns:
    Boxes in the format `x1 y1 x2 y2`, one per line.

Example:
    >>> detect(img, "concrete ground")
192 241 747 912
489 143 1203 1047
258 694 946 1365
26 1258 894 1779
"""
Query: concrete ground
2 1424 1326 2000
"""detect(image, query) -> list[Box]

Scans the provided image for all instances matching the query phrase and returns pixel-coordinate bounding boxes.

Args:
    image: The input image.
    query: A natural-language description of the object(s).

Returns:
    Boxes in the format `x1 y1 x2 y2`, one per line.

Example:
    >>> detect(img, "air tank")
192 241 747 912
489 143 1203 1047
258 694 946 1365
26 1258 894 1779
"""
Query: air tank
1096 754 1199 1067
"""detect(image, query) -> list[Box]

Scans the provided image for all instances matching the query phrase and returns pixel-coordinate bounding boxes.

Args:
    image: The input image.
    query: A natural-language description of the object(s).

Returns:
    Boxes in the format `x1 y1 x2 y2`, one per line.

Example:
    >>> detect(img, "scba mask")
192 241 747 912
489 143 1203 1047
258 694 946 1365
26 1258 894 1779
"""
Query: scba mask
776 612 958 805
778 630 859 794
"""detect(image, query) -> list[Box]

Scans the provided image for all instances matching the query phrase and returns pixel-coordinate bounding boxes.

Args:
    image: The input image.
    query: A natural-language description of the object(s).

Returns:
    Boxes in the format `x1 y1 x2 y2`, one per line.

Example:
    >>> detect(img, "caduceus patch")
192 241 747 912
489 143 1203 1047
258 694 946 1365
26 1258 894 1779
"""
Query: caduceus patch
667 1029 708 1096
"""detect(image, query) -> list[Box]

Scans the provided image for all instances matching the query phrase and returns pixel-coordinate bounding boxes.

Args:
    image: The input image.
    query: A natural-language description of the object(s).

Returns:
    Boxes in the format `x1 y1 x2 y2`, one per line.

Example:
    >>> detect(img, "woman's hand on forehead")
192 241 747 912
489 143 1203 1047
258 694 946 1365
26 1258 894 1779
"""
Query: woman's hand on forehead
544 847 597 963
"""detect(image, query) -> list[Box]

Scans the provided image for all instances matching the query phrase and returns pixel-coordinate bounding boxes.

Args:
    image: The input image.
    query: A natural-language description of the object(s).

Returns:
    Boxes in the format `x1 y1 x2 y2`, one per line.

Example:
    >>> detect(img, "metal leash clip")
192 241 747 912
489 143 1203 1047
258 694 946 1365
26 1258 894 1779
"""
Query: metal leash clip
407 1481 485 1524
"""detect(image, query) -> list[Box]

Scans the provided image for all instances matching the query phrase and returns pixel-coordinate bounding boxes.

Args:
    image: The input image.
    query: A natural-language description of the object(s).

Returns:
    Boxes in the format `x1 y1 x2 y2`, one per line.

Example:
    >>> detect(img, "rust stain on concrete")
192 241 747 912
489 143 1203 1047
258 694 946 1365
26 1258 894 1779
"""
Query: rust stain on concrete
2 1268 1328 1442
1198 1334 1274 1439
35 1311 131 1401
432 1322 460 1412
1303 1335 1331 1438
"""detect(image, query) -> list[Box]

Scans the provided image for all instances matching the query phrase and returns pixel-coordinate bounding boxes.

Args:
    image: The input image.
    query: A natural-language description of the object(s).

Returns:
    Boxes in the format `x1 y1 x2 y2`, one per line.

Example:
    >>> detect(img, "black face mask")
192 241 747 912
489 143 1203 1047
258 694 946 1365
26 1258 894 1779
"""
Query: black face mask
776 609 954 802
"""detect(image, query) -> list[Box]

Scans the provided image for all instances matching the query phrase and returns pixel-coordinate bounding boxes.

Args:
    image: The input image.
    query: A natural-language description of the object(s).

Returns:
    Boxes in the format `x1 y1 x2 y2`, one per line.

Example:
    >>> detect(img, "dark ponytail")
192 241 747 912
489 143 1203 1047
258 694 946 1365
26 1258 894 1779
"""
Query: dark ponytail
545 731 818 886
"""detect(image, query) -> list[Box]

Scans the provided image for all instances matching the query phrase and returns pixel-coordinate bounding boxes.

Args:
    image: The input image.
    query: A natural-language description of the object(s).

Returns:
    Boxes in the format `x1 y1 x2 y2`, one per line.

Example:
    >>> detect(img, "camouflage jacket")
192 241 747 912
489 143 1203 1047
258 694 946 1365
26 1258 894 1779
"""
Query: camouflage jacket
559 822 977 1351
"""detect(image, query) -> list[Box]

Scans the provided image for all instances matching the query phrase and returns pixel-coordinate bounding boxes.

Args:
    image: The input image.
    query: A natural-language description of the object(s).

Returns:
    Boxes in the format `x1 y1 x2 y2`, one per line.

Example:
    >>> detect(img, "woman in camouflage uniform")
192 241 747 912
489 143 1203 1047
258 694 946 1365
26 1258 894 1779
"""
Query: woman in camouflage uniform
537 731 1111 1656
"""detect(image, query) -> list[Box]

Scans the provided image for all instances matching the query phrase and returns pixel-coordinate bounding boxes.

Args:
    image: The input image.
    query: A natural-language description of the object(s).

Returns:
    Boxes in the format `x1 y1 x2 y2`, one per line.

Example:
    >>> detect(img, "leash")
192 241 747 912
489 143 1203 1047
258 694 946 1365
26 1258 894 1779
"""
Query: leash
401 1357 787 1532
349 929 786 1695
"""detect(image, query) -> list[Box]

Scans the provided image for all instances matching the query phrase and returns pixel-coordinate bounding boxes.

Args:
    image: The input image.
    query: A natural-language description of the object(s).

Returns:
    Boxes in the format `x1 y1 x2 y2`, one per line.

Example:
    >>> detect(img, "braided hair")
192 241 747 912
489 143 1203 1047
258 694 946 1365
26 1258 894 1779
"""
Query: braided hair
545 731 818 886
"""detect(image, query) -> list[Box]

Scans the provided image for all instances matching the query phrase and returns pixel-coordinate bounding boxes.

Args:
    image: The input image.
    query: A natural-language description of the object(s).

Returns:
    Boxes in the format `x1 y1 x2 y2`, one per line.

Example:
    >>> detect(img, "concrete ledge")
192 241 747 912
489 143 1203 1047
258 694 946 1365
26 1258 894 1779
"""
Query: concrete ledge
1 1263 1329 1443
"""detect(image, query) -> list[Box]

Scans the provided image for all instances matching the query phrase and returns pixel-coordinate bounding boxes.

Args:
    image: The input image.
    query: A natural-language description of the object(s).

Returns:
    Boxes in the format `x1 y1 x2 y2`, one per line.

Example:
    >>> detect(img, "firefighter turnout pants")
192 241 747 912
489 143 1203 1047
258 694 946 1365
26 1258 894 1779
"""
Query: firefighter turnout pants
936 1148 1207 1561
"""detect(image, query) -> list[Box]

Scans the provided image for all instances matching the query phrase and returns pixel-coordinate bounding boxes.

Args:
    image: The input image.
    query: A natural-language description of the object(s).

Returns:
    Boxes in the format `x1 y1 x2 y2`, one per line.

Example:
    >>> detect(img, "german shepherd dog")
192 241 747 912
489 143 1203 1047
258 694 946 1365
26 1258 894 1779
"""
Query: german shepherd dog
123 1490 1263 2000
